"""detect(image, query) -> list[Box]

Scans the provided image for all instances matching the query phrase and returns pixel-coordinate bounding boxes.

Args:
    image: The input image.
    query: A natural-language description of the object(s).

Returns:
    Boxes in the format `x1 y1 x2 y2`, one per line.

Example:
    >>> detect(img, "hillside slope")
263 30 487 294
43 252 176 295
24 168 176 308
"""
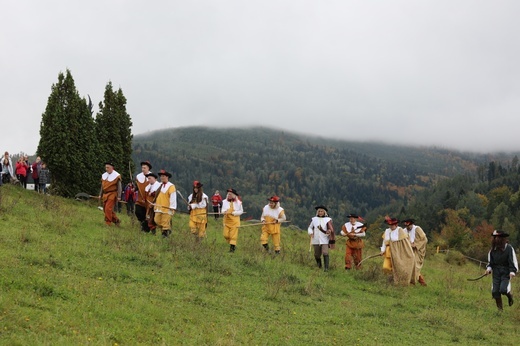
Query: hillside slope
0 186 518 345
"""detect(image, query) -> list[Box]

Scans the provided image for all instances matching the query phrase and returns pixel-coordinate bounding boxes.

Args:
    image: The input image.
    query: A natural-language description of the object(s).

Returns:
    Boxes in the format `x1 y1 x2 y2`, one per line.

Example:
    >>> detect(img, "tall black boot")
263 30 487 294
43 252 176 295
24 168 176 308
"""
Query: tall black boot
262 243 269 251
315 258 322 268
506 293 514 306
495 296 503 311
324 255 330 272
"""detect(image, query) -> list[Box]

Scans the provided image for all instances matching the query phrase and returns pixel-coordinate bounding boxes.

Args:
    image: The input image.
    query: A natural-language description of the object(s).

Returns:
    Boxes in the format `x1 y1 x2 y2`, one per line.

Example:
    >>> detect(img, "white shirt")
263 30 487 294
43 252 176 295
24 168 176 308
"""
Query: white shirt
341 221 366 237
188 193 209 210
308 216 332 245
380 227 405 252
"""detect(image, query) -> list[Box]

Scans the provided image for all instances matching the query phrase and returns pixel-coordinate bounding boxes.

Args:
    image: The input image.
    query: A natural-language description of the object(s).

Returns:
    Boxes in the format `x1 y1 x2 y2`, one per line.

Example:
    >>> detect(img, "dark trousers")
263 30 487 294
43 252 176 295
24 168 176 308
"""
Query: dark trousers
17 174 27 188
212 205 220 219
492 267 511 298
33 178 40 191
135 204 149 231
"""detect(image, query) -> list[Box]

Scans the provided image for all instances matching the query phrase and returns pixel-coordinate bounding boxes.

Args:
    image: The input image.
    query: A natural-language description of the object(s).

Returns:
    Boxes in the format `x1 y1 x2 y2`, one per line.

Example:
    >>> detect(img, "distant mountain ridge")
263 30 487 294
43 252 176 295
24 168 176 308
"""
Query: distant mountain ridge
131 126 494 228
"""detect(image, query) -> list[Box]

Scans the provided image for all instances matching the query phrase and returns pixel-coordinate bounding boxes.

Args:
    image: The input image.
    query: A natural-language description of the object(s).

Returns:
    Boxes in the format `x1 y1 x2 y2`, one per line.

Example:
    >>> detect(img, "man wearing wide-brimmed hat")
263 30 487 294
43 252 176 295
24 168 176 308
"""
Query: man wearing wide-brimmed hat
402 218 428 286
188 180 209 242
485 230 518 310
135 161 153 232
221 188 244 252
260 195 287 254
340 213 367 270
308 205 335 272
153 169 177 238
99 162 122 226
380 216 414 285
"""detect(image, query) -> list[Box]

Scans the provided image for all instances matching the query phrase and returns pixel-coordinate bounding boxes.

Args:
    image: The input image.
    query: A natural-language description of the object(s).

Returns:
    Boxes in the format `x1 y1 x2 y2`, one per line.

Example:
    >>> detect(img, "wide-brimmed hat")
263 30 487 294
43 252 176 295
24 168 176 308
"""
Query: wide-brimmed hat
104 162 115 167
347 213 359 219
402 218 415 225
157 169 172 178
140 161 152 169
385 217 400 225
227 188 239 196
145 172 158 179
492 230 509 237
268 195 280 202
315 205 328 212
193 180 203 188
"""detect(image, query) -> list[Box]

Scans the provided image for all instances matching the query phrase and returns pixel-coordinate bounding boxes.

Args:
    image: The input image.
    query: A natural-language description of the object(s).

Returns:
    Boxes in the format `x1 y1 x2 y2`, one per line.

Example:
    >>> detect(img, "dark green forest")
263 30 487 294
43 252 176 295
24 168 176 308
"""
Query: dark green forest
131 126 520 260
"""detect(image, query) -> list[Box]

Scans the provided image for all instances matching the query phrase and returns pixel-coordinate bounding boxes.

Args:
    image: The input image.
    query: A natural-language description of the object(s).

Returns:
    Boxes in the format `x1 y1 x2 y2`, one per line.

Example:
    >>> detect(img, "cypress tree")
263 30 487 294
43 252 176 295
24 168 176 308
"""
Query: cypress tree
95 82 133 184
37 70 100 197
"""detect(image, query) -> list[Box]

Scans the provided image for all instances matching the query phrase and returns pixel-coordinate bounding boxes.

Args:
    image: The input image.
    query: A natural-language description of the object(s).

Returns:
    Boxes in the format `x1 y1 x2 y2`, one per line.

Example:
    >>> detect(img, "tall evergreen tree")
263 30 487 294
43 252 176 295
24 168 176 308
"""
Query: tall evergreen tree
95 82 133 184
37 70 99 197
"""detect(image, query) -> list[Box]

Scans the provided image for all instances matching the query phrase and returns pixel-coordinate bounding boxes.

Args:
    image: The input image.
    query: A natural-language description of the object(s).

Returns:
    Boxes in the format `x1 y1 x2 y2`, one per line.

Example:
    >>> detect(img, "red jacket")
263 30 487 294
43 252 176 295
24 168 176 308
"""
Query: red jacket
124 186 137 202
15 162 28 176
32 162 40 179
211 194 222 206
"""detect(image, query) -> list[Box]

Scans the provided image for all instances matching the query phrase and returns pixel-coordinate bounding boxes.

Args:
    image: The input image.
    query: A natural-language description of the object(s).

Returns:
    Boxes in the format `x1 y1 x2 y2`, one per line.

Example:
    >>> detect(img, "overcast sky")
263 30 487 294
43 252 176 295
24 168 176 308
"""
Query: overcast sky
2 1 520 155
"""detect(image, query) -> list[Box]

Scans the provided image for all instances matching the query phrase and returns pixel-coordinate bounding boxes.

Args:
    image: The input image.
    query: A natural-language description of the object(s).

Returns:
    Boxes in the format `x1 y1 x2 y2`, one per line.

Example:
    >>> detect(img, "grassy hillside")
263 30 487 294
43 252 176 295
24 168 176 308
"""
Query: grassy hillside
0 185 518 345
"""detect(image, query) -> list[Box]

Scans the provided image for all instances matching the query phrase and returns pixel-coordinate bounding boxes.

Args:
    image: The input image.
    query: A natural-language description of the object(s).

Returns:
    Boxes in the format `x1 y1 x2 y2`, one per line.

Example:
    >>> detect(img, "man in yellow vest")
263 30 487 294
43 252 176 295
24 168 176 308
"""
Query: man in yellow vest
153 169 177 237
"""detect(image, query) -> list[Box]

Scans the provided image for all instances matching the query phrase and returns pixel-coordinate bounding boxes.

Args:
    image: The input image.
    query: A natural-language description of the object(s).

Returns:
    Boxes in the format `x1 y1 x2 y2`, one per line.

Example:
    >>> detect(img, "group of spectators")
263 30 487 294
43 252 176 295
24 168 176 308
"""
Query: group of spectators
0 151 50 193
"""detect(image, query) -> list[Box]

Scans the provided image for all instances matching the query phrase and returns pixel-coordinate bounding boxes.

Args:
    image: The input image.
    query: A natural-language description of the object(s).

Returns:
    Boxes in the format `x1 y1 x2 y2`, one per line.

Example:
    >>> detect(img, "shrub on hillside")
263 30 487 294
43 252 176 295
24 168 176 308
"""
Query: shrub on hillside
444 250 466 266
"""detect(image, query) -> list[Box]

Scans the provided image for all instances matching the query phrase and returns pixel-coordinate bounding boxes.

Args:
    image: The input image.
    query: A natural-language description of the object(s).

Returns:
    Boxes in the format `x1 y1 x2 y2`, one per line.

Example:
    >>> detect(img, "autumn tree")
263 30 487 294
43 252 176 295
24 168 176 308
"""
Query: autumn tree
37 69 99 197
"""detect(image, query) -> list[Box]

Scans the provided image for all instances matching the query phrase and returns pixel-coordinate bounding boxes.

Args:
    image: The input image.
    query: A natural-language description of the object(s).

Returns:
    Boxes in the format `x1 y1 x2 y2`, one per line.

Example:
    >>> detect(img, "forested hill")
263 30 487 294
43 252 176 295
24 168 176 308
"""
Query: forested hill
132 126 485 229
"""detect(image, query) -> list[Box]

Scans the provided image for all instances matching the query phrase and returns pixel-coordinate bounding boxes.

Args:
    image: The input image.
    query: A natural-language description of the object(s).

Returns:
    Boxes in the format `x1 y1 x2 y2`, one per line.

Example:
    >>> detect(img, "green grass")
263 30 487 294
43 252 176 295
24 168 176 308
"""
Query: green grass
0 185 518 345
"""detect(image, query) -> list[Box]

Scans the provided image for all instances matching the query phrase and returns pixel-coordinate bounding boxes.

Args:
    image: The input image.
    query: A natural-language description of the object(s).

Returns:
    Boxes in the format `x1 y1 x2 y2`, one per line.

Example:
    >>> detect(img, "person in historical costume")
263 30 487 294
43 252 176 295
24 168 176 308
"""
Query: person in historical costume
308 205 335 272
221 188 243 252
485 230 518 311
211 190 223 219
260 195 287 254
99 162 122 226
144 172 161 234
153 169 177 238
379 217 415 285
188 180 209 242
340 213 366 270
402 219 428 286
135 161 152 232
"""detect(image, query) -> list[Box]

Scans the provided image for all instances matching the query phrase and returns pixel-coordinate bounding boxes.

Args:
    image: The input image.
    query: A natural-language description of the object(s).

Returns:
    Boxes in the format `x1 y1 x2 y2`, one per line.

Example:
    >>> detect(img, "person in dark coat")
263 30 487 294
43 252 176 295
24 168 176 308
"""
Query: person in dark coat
485 230 518 310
